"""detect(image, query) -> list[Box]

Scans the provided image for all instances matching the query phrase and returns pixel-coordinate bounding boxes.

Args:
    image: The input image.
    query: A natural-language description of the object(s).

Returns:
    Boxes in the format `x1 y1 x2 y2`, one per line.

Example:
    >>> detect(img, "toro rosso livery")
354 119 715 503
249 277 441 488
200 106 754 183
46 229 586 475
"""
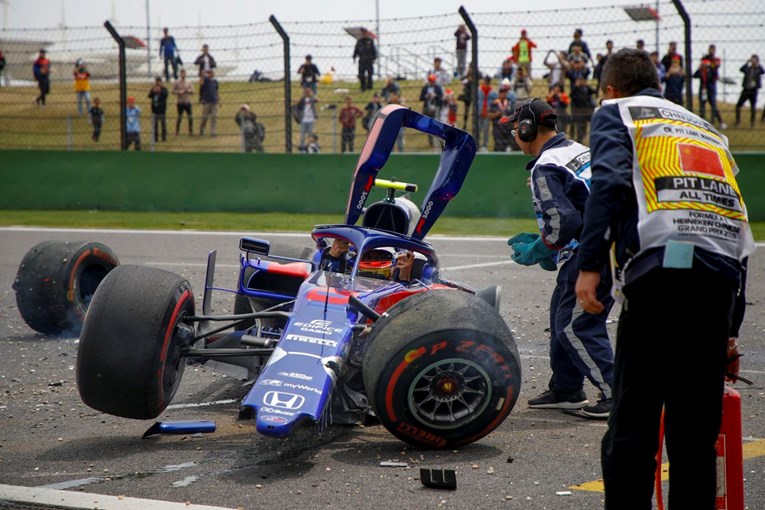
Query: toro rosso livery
16 105 522 449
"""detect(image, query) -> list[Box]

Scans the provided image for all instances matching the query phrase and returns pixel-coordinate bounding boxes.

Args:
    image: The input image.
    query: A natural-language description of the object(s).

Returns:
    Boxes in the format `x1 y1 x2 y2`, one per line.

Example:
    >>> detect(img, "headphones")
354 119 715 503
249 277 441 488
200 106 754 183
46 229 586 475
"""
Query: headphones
517 97 557 143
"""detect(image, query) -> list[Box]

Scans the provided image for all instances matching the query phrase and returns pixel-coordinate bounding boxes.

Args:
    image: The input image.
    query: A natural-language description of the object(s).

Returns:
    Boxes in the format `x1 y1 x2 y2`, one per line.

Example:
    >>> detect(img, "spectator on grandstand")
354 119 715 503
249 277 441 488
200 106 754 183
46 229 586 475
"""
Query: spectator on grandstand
194 44 217 78
454 24 470 78
386 91 405 152
33 49 50 107
546 83 570 134
420 74 444 147
159 27 180 81
235 104 265 153
339 96 363 153
477 75 497 151
511 66 533 102
199 70 220 136
498 57 517 83
297 54 320 94
89 96 104 142
693 45 725 128
650 51 667 83
568 28 591 62
661 41 683 71
148 76 169 142
428 57 451 87
294 86 319 150
353 28 377 92
125 96 141 151
305 133 320 153
488 79 515 152
636 39 646 52
569 76 596 144
593 40 614 93
363 93 383 132
444 88 458 125
512 29 537 79
735 55 765 127
172 68 194 135
0 48 6 86
73 59 91 116
458 73 475 130
380 76 401 102
543 50 569 90
566 45 591 93
664 61 685 106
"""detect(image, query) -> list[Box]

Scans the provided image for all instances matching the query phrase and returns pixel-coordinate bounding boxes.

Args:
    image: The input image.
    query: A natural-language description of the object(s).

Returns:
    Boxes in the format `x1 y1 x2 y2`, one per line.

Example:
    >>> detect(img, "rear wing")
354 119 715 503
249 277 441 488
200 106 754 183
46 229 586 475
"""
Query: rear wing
344 105 476 241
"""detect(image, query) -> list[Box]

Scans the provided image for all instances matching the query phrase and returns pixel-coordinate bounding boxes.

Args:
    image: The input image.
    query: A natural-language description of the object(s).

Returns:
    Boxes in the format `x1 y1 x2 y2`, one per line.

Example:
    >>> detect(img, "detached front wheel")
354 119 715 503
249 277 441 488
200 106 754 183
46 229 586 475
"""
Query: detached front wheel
363 290 521 449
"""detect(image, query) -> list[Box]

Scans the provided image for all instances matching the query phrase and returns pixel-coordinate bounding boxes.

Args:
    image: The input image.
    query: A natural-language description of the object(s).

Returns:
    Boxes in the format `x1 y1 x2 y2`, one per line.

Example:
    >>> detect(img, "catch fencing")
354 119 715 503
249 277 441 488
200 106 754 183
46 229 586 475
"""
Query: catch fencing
0 0 763 153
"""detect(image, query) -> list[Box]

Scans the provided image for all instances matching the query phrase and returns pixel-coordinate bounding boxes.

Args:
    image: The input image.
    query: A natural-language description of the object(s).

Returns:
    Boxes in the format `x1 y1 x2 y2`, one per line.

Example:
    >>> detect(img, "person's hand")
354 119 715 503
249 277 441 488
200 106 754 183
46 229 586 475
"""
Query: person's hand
507 232 539 247
575 270 604 314
395 251 414 281
725 337 741 383
509 236 557 271
328 239 350 258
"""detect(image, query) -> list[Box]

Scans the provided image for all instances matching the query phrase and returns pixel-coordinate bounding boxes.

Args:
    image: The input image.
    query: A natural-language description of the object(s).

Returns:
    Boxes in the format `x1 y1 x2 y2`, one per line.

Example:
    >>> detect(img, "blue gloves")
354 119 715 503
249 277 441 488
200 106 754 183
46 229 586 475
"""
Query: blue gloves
507 232 558 271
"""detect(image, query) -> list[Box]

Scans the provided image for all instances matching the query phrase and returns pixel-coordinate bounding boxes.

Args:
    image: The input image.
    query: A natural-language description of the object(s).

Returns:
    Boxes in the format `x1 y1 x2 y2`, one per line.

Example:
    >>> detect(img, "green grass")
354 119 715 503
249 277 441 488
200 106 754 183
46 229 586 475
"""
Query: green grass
1 209 763 240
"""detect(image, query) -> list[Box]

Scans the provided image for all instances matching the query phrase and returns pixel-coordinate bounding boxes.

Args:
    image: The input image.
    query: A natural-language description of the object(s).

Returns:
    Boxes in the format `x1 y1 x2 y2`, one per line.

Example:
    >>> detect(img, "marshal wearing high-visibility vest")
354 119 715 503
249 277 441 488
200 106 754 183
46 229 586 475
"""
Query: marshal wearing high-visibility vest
575 48 753 510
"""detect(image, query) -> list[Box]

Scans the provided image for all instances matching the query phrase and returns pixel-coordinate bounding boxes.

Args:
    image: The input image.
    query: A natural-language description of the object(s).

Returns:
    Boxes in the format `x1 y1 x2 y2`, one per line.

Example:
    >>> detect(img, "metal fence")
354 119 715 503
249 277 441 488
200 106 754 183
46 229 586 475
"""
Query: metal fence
0 0 763 153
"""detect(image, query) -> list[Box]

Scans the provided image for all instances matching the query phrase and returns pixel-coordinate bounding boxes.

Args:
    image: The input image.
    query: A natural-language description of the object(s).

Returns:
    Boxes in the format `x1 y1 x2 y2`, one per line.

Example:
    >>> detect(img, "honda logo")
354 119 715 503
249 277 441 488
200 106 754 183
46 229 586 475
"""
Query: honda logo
263 391 305 410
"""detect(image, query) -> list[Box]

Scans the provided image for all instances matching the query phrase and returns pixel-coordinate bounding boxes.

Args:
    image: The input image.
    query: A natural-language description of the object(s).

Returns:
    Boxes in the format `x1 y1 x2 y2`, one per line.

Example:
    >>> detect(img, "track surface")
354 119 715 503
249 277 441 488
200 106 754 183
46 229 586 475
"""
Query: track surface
1 228 763 509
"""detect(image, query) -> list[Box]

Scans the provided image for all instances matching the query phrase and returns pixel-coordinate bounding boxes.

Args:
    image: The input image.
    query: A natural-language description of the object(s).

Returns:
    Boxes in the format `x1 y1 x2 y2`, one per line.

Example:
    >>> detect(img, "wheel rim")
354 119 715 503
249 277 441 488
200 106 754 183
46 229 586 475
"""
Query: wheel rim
407 357 492 430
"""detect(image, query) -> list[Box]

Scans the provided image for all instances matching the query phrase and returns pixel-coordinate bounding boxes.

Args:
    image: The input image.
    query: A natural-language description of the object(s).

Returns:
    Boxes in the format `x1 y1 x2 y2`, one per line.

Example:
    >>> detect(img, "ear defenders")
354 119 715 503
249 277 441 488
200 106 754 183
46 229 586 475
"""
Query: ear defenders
517 98 539 143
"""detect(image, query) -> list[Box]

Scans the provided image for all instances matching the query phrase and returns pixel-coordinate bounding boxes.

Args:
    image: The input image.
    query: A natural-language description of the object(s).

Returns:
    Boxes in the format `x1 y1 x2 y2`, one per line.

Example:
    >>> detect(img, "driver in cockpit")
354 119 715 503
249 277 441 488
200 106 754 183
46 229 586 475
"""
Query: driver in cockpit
319 239 414 284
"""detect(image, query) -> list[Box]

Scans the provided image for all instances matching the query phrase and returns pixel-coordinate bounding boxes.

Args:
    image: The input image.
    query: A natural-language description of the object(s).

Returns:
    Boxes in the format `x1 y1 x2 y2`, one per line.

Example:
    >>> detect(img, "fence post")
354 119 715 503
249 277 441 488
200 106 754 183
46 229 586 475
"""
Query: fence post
269 15 292 153
459 6 479 143
66 116 73 150
104 21 127 150
670 0 693 112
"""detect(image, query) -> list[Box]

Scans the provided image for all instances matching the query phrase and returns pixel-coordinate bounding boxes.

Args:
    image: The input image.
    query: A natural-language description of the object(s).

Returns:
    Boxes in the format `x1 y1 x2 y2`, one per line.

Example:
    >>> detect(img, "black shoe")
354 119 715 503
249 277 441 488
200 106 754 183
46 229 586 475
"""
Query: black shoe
528 389 589 410
580 398 612 419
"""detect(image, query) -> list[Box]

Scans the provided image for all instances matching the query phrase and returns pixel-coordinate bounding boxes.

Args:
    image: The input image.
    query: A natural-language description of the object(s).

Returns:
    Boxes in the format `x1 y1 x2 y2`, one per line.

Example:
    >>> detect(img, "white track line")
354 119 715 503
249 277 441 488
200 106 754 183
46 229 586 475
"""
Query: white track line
0 483 237 510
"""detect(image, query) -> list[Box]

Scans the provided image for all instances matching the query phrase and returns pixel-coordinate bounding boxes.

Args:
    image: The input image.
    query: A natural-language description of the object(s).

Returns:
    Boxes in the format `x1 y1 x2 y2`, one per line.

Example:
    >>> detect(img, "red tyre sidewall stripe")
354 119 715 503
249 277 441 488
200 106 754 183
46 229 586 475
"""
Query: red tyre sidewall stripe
66 249 92 311
384 346 425 421
454 385 516 447
155 289 191 411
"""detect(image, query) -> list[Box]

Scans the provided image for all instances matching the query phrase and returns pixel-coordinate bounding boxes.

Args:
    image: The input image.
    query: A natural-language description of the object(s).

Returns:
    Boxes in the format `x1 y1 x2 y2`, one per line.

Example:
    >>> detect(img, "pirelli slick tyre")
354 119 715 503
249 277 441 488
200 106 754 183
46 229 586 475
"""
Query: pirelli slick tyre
13 241 119 336
77 265 195 420
363 290 521 449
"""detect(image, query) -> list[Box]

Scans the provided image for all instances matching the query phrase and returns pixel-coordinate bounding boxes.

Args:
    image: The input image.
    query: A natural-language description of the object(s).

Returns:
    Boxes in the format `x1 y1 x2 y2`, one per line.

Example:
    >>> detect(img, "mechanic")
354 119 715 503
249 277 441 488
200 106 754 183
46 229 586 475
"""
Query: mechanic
500 98 614 419
319 239 414 283
574 48 754 509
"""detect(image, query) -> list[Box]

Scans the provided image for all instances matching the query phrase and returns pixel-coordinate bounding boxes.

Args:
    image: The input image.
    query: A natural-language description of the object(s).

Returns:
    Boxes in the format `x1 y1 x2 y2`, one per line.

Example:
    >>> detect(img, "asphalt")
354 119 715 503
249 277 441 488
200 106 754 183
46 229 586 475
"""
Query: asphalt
0 227 763 510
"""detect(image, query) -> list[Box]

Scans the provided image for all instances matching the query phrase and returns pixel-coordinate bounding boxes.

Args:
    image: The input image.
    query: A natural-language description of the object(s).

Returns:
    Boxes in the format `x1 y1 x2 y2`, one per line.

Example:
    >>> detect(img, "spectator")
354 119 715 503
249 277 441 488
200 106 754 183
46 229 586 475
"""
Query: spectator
444 88 458 126
454 24 470 77
339 95 363 153
636 39 646 52
457 73 475 130
353 28 377 92
420 74 444 147
569 76 596 144
488 79 515 152
89 96 104 142
235 104 265 153
172 68 194 135
194 44 216 77
380 76 401 102
125 96 141 151
297 54 320 94
73 59 91 116
594 40 614 92
159 27 180 81
305 133 320 153
498 57 517 83
568 28 591 62
199 70 219 136
476 75 497 151
693 45 725 128
546 83 570 133
148 76 169 142
660 41 683 71
387 91 405 152
428 57 451 87
0 48 5 86
511 29 537 78
294 86 319 149
544 50 569 90
650 51 666 84
664 61 685 106
511 65 533 102
33 49 50 107
362 93 383 132
566 44 591 93
735 55 764 127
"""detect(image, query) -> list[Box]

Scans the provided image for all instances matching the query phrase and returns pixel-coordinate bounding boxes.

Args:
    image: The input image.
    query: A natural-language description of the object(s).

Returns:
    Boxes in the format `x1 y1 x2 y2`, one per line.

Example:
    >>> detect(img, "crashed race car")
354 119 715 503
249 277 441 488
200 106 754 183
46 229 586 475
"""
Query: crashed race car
15 105 522 449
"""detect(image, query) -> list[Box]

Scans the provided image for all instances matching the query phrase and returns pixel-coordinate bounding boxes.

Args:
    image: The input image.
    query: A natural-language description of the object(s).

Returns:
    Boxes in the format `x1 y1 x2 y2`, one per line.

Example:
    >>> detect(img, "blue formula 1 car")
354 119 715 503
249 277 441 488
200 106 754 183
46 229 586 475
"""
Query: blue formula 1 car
72 105 522 449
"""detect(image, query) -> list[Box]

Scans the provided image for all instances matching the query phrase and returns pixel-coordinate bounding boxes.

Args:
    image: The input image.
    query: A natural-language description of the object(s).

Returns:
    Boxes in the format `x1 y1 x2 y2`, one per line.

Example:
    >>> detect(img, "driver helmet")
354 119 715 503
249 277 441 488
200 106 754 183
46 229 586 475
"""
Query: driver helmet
358 248 395 279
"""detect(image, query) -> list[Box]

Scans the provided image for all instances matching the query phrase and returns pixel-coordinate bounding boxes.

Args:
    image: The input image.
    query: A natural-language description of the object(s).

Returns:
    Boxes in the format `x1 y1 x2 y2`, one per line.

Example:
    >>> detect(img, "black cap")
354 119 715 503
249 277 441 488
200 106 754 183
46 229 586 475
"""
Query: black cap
507 98 557 128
